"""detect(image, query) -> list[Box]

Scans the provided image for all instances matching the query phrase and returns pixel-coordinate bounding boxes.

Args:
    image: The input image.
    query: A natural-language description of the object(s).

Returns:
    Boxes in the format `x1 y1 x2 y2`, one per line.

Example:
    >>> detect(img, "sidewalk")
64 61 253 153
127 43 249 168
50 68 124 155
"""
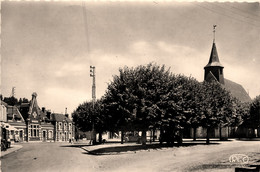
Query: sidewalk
0 144 23 158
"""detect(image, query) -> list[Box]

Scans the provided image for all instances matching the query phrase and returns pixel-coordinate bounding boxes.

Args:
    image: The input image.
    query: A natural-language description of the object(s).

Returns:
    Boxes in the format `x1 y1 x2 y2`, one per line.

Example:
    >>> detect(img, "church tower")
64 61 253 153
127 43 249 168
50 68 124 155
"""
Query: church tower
204 25 224 85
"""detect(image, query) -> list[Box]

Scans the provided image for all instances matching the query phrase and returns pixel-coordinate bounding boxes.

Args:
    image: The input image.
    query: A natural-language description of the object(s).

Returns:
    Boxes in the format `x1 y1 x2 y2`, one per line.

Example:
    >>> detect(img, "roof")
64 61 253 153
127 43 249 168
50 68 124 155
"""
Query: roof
1 101 8 107
51 113 72 123
223 79 251 103
6 106 25 122
205 42 224 68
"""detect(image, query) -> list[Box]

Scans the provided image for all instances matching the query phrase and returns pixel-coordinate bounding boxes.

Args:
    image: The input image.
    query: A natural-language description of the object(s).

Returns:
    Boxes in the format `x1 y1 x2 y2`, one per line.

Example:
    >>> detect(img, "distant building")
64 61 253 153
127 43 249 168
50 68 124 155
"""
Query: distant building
2 92 75 142
51 113 75 142
6 105 27 142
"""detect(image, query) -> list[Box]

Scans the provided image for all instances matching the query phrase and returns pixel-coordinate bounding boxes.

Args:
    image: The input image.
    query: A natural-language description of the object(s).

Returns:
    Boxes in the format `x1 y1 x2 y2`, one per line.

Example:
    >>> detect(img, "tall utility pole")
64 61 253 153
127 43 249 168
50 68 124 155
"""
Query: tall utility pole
11 87 16 97
90 65 96 144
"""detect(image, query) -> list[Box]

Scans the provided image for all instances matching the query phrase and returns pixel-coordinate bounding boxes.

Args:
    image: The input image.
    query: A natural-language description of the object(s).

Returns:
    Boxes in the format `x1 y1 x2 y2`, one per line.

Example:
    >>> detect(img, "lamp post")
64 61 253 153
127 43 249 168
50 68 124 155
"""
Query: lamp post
90 66 96 144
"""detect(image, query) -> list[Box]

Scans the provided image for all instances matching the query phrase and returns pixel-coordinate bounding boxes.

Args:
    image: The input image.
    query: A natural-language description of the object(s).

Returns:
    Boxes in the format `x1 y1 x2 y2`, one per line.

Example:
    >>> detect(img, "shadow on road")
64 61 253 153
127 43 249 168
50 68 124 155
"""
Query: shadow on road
60 144 94 148
81 142 220 156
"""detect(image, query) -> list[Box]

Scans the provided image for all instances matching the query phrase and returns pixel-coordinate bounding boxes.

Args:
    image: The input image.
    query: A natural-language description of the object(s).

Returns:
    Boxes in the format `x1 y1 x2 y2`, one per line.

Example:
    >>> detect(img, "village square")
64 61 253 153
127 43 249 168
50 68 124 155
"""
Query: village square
1 1 260 172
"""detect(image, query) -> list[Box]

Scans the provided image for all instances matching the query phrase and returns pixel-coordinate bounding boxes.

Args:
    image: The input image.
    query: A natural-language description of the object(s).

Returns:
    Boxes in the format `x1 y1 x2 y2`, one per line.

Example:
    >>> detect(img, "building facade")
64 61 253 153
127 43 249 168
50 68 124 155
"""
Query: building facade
51 113 75 142
2 92 75 142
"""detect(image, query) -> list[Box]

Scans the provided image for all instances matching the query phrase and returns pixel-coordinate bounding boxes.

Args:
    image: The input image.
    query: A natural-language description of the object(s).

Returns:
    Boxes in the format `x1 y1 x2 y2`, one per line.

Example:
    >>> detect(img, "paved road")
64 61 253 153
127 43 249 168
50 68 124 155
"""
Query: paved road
1 140 260 172
1 142 99 172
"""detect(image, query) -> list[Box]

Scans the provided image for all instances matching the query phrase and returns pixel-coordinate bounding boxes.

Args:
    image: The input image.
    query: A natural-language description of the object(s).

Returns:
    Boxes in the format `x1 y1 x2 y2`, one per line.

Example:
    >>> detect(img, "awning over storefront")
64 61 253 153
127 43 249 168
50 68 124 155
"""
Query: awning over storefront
2 123 18 131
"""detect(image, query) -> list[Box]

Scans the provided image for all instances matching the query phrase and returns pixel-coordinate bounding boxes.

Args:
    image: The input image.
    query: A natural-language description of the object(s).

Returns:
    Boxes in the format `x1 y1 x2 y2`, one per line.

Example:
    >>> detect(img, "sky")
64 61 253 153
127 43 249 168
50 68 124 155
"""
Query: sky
1 1 260 114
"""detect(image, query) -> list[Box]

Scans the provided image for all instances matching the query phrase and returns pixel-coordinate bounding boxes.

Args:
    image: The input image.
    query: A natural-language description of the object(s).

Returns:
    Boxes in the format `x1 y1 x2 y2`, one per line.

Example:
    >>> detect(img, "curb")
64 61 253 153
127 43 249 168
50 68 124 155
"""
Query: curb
0 145 23 158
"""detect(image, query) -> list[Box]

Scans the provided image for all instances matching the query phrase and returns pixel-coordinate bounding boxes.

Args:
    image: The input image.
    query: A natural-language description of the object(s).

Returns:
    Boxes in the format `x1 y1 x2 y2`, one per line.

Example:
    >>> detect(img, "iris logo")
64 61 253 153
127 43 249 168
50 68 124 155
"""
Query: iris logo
229 154 249 164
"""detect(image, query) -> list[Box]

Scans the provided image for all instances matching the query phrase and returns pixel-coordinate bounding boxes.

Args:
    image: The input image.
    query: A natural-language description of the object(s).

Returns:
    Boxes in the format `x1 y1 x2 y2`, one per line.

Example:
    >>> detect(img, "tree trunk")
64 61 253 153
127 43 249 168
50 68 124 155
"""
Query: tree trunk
150 130 152 143
206 127 210 144
219 126 222 141
121 131 124 144
193 127 197 141
141 130 147 145
98 132 102 143
152 129 155 142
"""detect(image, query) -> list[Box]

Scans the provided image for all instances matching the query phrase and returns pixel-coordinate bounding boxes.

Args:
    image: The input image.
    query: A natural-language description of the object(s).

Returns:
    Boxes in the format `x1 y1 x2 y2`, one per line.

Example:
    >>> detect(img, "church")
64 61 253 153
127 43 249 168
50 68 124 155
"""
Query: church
204 40 251 103
191 27 251 139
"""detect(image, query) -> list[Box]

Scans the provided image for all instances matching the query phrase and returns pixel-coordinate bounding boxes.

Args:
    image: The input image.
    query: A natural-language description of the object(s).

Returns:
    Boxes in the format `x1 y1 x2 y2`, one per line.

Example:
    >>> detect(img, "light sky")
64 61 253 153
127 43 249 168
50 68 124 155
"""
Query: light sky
1 1 260 114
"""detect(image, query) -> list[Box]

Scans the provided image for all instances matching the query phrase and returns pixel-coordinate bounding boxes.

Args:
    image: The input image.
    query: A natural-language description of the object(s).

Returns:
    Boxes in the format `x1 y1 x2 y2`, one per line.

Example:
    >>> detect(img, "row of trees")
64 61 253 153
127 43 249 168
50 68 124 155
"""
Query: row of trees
72 63 259 145
0 95 29 106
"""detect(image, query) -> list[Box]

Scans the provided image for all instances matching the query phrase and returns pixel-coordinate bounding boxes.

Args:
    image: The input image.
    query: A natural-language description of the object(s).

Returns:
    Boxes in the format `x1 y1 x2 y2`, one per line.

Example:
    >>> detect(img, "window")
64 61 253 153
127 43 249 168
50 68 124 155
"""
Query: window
69 123 72 130
30 124 39 137
48 131 53 139
64 123 67 130
59 122 62 130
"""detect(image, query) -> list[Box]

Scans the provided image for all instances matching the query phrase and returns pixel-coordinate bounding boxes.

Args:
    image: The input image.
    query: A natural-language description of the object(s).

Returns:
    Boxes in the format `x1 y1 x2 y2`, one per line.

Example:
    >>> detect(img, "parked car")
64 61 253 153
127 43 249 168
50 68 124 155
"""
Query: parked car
159 130 182 146
1 139 11 151
124 132 141 142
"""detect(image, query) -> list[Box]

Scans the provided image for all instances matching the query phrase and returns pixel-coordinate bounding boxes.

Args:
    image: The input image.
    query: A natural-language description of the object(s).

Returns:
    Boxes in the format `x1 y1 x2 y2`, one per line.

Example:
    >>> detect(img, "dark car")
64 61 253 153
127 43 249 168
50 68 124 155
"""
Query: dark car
159 131 182 146
1 139 11 151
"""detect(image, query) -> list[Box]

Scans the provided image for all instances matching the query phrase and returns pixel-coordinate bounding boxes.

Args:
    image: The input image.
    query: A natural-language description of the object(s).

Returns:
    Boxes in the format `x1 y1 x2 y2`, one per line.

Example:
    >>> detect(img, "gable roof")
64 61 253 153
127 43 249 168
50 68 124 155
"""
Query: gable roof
51 113 72 123
223 79 251 103
205 42 224 68
6 106 25 122
1 101 8 107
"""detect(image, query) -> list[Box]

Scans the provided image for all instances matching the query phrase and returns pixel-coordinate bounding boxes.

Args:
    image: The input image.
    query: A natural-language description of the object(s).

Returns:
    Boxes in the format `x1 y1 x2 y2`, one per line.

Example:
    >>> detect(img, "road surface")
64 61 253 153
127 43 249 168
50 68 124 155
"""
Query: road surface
1 140 259 172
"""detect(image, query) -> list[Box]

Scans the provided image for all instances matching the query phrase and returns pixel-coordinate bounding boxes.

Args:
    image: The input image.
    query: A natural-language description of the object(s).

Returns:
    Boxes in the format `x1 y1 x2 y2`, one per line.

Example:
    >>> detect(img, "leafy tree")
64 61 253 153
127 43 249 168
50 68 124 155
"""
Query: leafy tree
18 98 29 105
200 81 236 144
249 96 260 130
104 63 173 145
157 75 201 143
241 96 260 137
3 96 18 106
72 99 106 143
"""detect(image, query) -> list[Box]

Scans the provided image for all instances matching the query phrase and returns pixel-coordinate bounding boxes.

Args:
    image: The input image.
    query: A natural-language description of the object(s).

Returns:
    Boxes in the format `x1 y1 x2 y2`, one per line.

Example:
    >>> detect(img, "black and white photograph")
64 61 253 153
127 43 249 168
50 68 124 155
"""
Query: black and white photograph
1 1 260 172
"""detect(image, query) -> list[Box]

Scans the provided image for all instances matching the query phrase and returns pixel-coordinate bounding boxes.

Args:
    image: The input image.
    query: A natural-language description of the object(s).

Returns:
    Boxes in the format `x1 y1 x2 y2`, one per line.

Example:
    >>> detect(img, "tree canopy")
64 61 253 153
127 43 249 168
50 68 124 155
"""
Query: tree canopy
72 63 252 144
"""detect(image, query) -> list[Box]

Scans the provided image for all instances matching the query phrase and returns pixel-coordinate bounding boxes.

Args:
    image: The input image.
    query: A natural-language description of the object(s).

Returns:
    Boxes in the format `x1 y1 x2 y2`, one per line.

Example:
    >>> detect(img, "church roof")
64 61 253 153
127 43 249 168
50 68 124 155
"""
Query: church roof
205 42 224 68
223 79 251 103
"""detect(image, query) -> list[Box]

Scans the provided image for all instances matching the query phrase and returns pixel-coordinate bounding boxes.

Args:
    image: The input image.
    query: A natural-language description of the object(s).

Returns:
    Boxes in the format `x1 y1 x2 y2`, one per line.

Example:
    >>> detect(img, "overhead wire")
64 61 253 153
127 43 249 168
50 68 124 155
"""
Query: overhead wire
210 2 260 25
225 3 260 18
82 1 90 54
193 3 260 28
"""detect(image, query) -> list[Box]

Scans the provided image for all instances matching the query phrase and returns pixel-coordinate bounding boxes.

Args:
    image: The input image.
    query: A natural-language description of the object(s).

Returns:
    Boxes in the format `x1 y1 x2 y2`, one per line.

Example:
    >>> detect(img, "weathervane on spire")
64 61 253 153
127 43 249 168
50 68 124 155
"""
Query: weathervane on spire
213 25 217 43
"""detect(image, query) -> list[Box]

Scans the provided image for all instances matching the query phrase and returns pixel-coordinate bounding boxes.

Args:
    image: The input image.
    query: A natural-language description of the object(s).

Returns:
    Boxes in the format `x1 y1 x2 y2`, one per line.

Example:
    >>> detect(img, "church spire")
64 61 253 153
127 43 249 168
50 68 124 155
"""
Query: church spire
205 25 223 68
204 25 224 84
213 25 217 43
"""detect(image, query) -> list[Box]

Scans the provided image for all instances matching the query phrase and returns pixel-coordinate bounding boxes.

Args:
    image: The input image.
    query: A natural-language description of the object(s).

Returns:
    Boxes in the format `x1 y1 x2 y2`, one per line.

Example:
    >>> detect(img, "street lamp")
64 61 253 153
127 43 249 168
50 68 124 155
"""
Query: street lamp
90 66 96 144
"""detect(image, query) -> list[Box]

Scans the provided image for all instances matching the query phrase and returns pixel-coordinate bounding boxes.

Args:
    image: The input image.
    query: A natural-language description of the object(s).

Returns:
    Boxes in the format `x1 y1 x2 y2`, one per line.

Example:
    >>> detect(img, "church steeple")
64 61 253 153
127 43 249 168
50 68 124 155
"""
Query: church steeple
204 25 224 84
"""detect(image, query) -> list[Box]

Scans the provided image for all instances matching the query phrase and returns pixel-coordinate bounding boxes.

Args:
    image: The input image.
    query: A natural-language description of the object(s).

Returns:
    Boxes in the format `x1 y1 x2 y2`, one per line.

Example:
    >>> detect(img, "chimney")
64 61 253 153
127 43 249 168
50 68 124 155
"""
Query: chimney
65 107 68 118
46 110 51 120
42 107 46 113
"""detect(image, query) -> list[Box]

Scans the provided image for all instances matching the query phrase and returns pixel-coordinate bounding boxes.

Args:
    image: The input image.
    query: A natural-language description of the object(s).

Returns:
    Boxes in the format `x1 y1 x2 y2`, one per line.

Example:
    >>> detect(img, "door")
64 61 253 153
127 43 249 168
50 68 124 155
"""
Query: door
19 130 23 141
43 131 46 141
